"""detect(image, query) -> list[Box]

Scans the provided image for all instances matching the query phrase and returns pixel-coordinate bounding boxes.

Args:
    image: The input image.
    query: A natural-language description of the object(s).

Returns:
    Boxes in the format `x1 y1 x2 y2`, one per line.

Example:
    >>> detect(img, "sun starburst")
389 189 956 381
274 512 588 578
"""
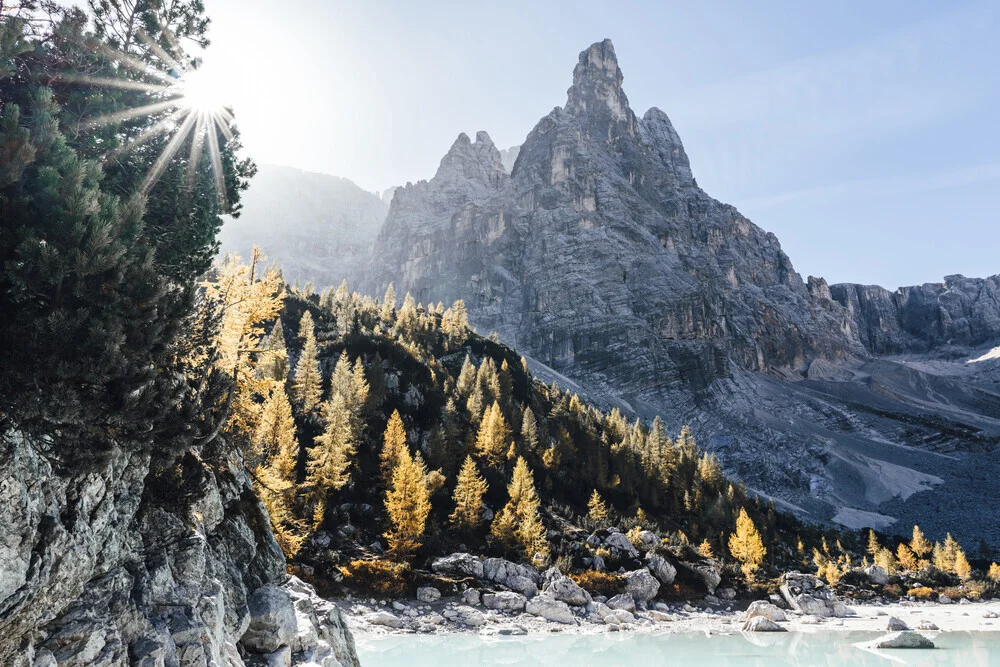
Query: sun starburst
64 28 238 207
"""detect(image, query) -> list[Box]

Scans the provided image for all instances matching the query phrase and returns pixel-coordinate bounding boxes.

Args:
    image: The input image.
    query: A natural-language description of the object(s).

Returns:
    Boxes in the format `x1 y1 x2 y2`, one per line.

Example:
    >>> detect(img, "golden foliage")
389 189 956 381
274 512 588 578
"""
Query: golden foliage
450 455 488 531
291 311 322 411
988 562 1000 582
910 525 932 559
380 410 408 480
570 571 624 597
491 456 548 560
728 507 766 580
343 559 410 596
384 447 431 560
587 490 609 524
896 542 917 571
698 539 715 559
475 401 512 468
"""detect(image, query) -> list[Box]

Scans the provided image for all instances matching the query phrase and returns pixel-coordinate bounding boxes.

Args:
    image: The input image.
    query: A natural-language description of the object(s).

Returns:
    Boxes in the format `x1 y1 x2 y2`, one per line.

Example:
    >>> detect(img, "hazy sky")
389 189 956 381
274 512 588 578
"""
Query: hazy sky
198 0 998 289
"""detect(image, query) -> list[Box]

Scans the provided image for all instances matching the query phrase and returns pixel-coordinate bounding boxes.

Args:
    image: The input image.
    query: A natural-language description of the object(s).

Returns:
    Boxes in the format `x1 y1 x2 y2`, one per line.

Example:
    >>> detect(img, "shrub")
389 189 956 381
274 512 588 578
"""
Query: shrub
571 571 624 597
883 583 904 598
342 559 411 596
909 586 935 600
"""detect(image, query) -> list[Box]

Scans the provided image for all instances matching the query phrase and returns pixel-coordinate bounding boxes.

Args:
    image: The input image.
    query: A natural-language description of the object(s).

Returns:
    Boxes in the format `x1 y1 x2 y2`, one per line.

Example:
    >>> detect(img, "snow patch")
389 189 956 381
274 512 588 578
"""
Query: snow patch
968 346 1000 364
832 507 897 531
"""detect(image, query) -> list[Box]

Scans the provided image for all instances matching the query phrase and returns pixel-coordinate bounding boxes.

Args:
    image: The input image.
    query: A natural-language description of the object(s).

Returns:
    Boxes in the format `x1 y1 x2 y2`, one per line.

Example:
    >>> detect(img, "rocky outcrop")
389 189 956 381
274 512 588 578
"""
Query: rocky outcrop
0 433 360 666
867 631 935 649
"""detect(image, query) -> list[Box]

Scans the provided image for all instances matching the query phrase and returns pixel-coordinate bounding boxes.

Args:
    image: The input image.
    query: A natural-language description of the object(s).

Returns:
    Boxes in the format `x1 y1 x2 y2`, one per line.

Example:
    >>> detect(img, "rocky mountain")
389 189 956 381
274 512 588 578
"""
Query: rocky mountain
218 164 388 287
358 40 1000 546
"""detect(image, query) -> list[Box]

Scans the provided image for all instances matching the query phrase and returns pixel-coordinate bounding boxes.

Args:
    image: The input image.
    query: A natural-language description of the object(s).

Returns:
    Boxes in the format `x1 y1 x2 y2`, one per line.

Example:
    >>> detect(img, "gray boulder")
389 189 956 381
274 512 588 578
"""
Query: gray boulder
604 532 640 559
607 593 636 613
646 553 677 585
482 591 528 612
886 617 908 631
416 586 441 603
743 600 787 623
623 568 660 601
866 565 889 585
241 586 297 653
525 593 577 624
365 610 404 629
431 553 484 579
542 569 591 606
483 558 539 597
868 631 935 649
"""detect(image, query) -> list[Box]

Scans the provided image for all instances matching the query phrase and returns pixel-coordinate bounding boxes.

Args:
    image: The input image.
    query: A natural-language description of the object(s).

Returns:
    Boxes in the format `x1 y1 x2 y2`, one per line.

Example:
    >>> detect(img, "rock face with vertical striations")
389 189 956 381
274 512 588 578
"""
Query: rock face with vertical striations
359 39 1000 546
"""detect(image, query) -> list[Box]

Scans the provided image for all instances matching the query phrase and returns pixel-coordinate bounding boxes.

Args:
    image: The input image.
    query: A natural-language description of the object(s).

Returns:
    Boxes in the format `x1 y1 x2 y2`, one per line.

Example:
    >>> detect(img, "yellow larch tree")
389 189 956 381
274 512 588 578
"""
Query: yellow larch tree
728 507 766 580
450 455 488 531
475 401 512 468
491 456 548 561
910 525 932 567
384 446 431 560
587 490 610 525
306 393 356 525
380 410 408 481
292 311 322 411
896 542 917 571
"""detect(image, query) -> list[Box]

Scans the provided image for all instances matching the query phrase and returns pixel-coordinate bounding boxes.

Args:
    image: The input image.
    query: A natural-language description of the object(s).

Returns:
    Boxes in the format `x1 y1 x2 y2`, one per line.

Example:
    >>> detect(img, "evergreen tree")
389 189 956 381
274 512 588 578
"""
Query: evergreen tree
866 529 880 558
292 311 322 411
380 409 407 480
491 456 548 560
475 401 512 468
450 455 488 531
587 490 609 525
456 355 477 397
698 539 715 559
728 507 766 580
384 446 431 560
306 394 355 505
896 543 917 571
521 405 539 452
954 549 972 581
252 384 298 471
910 525 932 562
380 283 396 321
258 318 289 382
988 563 1000 582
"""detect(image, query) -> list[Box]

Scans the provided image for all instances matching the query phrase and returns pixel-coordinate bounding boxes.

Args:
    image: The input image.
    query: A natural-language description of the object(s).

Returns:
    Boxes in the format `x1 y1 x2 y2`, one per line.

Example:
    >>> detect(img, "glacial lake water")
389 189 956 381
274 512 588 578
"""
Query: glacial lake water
355 630 1000 666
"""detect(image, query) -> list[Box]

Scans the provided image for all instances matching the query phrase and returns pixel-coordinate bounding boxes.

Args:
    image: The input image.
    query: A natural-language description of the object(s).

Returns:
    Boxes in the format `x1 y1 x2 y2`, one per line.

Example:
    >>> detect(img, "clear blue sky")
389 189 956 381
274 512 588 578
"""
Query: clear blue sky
200 0 998 288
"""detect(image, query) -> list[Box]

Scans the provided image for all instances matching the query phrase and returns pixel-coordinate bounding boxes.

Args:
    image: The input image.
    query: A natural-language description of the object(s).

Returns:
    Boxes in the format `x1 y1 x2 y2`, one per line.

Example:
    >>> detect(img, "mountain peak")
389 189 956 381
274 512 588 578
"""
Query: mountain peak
566 39 630 123
434 130 506 187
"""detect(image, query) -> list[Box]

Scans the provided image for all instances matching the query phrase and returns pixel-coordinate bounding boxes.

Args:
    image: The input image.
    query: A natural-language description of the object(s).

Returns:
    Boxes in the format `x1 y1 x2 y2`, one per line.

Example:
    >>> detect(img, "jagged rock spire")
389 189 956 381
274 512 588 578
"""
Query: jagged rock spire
434 131 506 187
565 39 632 126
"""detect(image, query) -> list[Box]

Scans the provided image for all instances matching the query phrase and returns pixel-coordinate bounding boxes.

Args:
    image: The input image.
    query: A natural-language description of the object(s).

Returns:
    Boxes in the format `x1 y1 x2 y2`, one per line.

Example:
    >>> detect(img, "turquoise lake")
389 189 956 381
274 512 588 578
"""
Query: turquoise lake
355 630 1000 666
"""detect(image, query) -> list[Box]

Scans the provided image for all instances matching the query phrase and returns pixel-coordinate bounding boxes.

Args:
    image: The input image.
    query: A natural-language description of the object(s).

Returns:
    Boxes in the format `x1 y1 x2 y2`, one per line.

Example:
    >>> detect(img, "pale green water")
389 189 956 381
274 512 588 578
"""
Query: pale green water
356 631 1000 666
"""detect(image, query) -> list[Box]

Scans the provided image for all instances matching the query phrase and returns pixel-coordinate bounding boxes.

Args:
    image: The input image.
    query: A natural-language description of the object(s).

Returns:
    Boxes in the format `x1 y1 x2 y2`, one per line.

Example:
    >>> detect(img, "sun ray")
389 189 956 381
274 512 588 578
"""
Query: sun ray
54 74 168 94
76 98 183 131
141 110 198 193
103 107 189 163
185 112 208 190
214 112 235 143
204 114 228 208
88 41 177 85
136 28 185 75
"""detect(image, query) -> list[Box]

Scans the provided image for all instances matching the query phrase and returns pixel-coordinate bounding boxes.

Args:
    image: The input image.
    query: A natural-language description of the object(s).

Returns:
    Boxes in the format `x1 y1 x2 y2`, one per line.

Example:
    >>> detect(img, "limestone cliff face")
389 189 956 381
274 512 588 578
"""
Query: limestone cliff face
0 433 359 667
361 40 1000 544
366 40 863 392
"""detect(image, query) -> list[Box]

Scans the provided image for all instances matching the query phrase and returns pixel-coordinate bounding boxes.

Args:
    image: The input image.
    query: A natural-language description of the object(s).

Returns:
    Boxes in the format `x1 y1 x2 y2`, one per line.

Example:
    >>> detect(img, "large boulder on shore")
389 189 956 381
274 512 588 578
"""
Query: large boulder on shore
743 600 787 623
742 616 786 632
482 591 528 612
483 558 539 597
542 568 591 606
431 553 484 579
676 559 721 594
526 593 577 624
778 572 848 617
646 553 677 585
623 568 660 601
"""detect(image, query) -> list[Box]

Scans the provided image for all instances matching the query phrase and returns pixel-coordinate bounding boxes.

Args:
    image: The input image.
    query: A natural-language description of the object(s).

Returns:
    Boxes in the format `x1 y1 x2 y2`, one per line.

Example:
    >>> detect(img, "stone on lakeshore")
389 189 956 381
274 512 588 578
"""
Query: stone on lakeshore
886 617 908 631
525 593 577 624
483 558 540 598
365 610 404 629
416 587 441 603
645 554 677 586
742 616 786 632
868 631 935 649
607 593 636 613
482 591 528 612
623 568 660 602
241 586 296 653
431 553 484 579
743 600 787 623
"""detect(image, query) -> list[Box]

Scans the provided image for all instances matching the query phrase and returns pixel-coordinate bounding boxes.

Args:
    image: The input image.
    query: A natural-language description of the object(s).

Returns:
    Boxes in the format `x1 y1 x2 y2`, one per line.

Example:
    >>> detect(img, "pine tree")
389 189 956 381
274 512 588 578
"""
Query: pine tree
866 529 880 558
475 401 512 468
988 563 1000 582
380 283 396 321
307 394 355 502
896 542 917 571
521 405 539 452
450 456 488 531
292 311 322 411
380 410 408 480
456 355 477 397
698 539 715 559
384 446 431 560
954 549 972 581
910 525 932 561
728 507 766 580
252 385 298 472
258 318 289 382
491 457 548 560
587 490 610 525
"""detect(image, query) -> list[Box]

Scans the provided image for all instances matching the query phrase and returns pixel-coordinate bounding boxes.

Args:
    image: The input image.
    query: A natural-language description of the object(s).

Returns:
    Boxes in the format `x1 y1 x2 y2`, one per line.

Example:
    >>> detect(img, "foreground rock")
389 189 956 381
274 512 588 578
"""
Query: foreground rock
542 569 592 606
743 601 787 623
0 437 360 666
866 631 935 649
779 572 849 618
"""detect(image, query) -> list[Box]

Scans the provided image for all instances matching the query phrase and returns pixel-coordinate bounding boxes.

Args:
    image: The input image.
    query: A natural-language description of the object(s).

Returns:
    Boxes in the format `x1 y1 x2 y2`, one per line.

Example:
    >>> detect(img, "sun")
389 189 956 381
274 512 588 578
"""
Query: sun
177 67 231 115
